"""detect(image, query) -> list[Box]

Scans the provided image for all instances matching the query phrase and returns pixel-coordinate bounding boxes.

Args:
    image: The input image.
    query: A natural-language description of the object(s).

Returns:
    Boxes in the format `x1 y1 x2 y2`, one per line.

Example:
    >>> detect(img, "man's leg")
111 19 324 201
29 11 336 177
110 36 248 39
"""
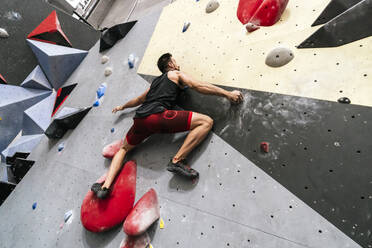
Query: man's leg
101 139 135 189
172 112 213 163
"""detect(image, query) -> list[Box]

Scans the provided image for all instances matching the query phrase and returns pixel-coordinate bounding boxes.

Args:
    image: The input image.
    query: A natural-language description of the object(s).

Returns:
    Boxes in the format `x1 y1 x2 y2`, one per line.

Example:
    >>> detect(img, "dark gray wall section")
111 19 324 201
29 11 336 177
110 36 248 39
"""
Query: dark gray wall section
176 86 372 248
0 0 99 85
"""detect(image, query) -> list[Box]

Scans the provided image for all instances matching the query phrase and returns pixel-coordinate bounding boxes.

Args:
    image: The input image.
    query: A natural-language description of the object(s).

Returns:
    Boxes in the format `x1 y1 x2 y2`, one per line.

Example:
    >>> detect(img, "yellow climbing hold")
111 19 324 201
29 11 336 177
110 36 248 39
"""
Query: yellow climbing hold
159 218 164 229
0 117 2 120
149 244 153 248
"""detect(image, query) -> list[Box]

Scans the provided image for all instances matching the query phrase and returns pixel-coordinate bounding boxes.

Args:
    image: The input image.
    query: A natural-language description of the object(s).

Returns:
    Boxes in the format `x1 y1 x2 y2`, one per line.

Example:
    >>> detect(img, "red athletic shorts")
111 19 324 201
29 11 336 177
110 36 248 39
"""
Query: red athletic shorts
125 110 193 145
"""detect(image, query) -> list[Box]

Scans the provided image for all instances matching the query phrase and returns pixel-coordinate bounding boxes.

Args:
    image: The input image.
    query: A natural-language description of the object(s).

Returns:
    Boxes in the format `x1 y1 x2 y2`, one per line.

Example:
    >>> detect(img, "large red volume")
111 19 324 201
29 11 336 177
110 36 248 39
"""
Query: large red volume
123 188 160 236
237 0 289 26
27 10 72 47
0 73 7 84
81 161 137 232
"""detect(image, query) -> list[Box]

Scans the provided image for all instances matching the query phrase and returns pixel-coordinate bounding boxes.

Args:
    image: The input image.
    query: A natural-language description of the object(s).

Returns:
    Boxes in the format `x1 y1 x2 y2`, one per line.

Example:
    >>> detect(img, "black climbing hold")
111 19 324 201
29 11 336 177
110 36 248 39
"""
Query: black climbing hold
0 181 16 206
10 158 35 183
338 97 351 104
45 107 92 139
5 152 30 166
99 21 137 52
298 0 372 48
312 0 363 26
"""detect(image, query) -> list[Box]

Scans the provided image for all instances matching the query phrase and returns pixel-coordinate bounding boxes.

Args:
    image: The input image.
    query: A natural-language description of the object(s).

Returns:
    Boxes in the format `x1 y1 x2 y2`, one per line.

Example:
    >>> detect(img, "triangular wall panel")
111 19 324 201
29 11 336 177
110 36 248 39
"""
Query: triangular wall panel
0 85 51 153
299 0 372 48
52 84 77 117
22 92 56 135
99 21 137 52
27 39 87 90
312 0 364 26
20 66 52 91
27 10 72 47
54 107 79 119
1 134 44 162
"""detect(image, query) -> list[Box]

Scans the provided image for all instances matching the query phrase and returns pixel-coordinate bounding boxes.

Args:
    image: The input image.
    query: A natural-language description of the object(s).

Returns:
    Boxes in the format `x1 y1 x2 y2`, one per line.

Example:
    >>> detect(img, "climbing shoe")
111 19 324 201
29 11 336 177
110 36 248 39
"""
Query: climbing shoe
167 159 199 179
91 182 111 199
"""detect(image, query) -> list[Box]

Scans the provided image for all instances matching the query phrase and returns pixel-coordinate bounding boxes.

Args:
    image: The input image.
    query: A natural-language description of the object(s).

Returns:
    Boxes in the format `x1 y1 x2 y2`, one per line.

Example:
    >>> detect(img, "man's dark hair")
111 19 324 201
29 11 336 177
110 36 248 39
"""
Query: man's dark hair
157 53 172 73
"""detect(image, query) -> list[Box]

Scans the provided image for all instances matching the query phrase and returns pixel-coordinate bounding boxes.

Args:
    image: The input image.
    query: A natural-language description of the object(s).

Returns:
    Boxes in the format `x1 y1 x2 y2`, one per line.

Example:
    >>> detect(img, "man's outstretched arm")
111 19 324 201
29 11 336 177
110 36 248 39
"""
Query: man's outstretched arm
177 71 243 103
112 88 149 113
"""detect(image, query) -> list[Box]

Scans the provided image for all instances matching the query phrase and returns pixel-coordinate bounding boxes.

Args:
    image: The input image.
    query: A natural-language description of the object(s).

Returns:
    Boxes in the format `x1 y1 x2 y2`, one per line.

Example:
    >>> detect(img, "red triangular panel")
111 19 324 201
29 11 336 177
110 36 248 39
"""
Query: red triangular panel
51 83 77 117
27 10 72 47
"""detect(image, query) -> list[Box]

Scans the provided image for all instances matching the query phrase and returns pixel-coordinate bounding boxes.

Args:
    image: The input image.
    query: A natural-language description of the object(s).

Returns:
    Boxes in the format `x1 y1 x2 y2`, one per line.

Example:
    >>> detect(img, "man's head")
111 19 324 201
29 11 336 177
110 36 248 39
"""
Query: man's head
157 53 180 73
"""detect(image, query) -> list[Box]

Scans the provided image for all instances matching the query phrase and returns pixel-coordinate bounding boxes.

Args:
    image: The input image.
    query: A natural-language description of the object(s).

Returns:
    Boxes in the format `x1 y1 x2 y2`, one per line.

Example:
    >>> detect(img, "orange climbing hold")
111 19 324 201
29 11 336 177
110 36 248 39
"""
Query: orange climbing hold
0 73 7 84
237 0 289 26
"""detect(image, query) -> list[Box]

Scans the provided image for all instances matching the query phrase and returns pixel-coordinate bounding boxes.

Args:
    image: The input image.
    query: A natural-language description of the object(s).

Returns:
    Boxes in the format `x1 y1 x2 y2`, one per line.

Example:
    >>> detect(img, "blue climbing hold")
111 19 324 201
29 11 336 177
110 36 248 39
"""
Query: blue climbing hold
128 54 135 69
111 128 115 133
182 22 191 32
93 100 100 107
96 83 107 99
32 202 37 210
58 142 65 152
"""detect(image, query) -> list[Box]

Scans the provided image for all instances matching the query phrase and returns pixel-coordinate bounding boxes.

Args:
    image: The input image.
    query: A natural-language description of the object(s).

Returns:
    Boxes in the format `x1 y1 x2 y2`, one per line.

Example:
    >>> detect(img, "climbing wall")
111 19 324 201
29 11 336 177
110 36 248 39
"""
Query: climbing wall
138 0 372 106
0 2 366 248
137 0 372 247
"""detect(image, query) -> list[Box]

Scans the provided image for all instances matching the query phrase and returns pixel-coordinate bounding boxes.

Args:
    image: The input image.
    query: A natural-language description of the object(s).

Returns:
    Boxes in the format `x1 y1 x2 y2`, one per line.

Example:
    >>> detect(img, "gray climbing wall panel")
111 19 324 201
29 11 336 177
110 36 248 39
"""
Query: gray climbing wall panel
0 3 362 248
22 92 56 135
0 85 51 153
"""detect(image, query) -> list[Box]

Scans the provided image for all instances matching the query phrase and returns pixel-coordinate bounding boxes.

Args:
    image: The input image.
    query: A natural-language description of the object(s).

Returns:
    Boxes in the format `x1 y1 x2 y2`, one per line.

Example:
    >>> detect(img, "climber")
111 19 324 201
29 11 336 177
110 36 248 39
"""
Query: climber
92 53 243 198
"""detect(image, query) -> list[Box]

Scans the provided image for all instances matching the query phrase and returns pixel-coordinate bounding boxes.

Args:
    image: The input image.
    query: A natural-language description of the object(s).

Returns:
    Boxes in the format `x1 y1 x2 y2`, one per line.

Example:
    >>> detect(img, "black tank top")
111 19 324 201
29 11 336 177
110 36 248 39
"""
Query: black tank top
135 73 181 118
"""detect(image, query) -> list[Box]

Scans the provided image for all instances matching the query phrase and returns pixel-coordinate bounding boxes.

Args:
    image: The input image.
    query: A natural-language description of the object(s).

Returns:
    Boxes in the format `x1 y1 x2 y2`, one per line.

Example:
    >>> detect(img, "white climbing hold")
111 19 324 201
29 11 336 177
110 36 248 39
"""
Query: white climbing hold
245 23 260 33
104 67 112 76
4 11 22 21
206 0 220 13
0 28 9 38
101 55 109 64
64 210 73 223
265 46 294 68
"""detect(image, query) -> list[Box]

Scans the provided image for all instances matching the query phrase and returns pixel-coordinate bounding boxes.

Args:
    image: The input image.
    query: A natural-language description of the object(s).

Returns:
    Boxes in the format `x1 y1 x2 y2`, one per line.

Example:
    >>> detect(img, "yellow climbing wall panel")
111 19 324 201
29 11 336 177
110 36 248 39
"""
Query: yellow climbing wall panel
138 0 372 106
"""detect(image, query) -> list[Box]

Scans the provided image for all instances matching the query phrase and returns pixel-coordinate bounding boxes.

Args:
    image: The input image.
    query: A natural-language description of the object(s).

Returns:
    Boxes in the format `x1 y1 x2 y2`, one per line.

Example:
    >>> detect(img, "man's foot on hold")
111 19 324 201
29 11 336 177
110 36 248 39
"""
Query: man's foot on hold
91 182 111 199
167 159 199 179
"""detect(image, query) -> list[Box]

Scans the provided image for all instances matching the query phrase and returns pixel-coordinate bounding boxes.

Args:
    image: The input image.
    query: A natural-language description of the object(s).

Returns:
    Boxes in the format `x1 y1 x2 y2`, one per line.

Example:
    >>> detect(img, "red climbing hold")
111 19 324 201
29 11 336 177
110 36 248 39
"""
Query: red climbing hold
237 0 289 26
0 73 7 84
102 139 124 159
80 161 137 232
27 10 72 47
119 232 151 248
246 22 260 32
260 142 269 153
123 188 160 236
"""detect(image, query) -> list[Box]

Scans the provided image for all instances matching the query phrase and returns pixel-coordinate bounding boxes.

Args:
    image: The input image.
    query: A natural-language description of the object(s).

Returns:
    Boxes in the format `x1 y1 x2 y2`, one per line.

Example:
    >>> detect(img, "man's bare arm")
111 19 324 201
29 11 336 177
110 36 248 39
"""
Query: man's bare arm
112 88 149 113
177 71 243 103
